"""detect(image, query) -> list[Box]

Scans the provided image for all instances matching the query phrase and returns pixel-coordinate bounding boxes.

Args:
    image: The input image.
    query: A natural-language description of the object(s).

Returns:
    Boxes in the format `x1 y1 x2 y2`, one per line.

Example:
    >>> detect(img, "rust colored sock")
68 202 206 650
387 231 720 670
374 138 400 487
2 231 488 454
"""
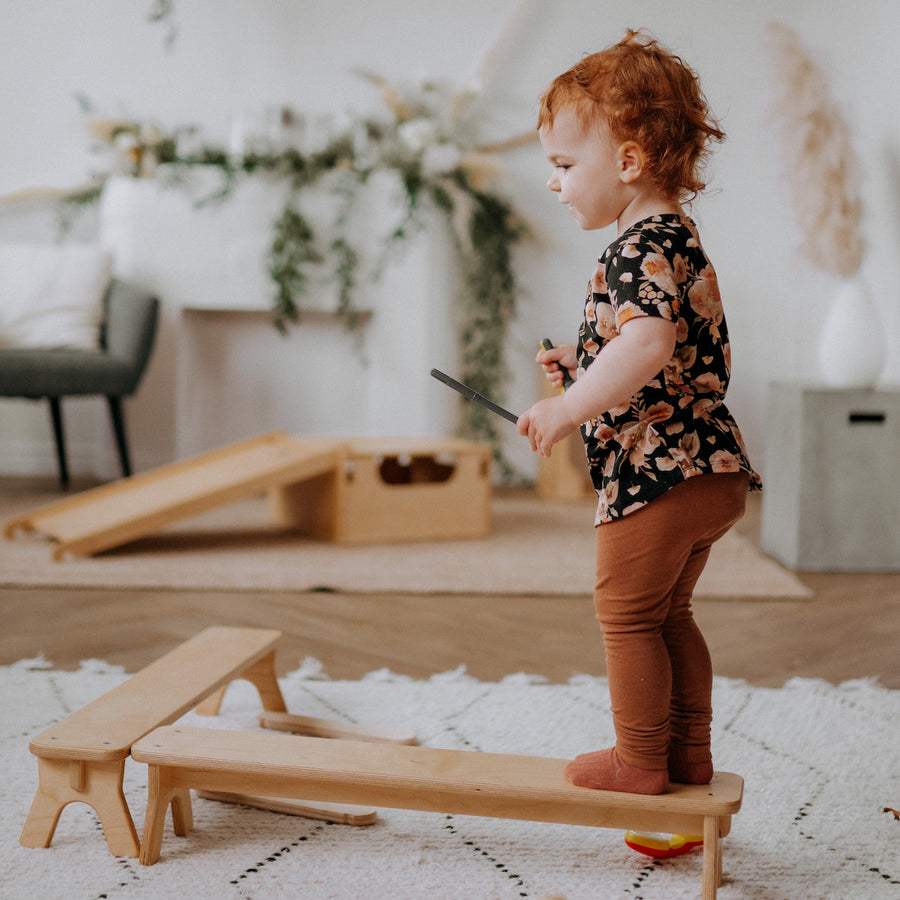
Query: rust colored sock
668 743 714 784
668 755 714 785
564 747 669 795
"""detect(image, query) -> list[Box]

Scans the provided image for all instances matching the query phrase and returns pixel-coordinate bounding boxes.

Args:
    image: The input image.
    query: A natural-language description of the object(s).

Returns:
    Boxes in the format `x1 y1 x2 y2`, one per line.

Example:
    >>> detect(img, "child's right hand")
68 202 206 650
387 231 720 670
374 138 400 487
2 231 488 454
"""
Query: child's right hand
536 343 577 389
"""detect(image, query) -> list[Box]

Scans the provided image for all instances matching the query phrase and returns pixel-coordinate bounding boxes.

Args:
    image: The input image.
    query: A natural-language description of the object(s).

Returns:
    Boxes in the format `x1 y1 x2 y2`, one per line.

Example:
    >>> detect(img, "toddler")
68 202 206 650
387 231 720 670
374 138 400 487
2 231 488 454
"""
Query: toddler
518 29 762 794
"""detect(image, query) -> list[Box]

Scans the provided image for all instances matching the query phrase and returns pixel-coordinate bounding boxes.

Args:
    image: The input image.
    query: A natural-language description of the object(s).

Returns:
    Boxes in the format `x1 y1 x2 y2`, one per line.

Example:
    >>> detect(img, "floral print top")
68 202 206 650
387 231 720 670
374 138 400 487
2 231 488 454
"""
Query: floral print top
577 214 761 523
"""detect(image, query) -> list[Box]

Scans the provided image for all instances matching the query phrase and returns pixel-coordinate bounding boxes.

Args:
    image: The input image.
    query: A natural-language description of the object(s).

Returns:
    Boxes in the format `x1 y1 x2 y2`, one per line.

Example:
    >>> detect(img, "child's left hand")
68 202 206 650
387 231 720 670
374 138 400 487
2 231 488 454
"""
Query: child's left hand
517 396 578 457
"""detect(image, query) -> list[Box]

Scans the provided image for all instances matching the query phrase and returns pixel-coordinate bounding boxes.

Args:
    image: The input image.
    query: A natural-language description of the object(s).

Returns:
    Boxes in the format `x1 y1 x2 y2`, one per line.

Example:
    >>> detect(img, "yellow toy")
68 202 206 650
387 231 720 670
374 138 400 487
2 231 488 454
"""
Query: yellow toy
625 830 704 859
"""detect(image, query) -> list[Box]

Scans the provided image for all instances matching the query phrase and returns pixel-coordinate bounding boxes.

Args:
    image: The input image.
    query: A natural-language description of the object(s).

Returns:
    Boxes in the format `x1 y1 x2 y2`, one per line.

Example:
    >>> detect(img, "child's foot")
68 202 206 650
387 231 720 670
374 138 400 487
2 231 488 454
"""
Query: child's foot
564 747 669 794
668 752 714 785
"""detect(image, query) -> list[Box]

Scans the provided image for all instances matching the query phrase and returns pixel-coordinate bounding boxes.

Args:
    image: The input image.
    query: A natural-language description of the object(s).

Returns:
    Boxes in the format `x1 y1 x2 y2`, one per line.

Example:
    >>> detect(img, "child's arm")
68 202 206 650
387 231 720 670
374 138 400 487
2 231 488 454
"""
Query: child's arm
518 316 676 457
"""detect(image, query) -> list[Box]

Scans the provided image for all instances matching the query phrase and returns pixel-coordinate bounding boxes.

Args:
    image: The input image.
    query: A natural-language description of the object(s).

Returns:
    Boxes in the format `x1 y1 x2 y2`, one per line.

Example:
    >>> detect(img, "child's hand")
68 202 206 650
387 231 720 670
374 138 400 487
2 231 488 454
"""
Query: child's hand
536 343 577 389
517 396 578 457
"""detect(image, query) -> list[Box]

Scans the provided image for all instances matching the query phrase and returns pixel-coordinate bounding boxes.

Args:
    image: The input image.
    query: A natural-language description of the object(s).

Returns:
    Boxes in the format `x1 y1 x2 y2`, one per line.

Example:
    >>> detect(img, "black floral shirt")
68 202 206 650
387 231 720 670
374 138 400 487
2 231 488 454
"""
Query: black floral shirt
576 214 761 523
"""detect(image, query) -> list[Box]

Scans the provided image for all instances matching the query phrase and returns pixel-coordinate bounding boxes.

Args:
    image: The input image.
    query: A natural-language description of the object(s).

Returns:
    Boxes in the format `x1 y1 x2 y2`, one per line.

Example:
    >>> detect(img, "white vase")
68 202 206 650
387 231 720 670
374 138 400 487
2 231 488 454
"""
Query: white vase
817 276 886 388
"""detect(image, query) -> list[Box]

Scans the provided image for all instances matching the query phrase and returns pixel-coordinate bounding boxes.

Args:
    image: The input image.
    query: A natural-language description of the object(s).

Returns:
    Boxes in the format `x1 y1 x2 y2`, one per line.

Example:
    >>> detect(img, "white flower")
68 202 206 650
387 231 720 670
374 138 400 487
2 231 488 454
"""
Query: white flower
422 142 461 175
397 117 439 154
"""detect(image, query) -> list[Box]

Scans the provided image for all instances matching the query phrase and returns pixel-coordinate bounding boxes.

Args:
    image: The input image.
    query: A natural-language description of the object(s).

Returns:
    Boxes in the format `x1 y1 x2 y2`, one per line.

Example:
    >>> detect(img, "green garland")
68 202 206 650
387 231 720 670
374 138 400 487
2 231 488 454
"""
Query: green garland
450 177 523 468
131 6 528 470
70 106 527 476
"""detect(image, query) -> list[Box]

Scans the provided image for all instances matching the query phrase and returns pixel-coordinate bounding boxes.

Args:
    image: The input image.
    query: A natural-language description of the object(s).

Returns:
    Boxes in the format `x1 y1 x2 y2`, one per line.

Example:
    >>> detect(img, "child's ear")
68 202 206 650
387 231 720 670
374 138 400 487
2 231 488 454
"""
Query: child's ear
616 142 644 183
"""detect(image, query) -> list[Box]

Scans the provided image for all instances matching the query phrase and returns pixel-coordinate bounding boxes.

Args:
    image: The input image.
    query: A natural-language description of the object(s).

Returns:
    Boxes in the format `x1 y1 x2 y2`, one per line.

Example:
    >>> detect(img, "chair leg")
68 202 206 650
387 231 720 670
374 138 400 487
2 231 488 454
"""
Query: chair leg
107 396 132 478
47 397 69 489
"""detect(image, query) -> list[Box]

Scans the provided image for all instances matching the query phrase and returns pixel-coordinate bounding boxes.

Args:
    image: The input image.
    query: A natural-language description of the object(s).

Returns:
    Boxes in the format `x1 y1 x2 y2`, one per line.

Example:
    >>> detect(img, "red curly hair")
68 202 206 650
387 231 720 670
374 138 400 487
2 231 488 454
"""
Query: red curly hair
538 29 725 203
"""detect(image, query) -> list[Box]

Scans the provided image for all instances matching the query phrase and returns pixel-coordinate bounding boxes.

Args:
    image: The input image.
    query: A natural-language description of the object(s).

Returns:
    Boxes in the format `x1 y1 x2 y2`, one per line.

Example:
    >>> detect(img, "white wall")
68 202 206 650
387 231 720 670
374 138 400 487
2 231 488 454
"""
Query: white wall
1 0 898 481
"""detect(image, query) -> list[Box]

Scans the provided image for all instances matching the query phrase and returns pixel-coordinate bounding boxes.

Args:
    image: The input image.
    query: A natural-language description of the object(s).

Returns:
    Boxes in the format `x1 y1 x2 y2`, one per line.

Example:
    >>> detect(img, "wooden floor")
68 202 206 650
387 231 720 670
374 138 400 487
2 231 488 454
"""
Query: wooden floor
2 479 898 688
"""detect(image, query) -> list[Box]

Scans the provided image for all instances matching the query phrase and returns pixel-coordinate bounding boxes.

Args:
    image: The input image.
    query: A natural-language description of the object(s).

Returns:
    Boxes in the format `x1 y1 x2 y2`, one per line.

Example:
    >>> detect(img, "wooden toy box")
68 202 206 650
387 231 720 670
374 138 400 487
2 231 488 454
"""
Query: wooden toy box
270 436 492 544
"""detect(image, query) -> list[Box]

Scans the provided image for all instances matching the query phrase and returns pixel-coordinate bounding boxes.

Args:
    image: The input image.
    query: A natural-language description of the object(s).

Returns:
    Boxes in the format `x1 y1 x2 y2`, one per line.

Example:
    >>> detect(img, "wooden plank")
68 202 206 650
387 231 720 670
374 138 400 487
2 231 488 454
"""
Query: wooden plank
196 790 378 826
259 711 418 745
132 726 742 835
5 433 341 558
29 627 283 762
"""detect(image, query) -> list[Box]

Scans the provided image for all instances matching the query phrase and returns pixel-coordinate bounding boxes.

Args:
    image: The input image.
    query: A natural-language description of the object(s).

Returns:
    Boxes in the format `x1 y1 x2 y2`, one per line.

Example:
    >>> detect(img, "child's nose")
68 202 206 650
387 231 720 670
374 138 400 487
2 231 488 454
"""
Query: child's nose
547 173 560 192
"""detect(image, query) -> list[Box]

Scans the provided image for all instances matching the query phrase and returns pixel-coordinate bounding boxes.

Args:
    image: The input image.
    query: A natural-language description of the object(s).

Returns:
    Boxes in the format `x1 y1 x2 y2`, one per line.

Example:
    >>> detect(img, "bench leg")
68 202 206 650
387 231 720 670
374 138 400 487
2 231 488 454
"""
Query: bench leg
170 788 194 837
195 650 287 717
20 759 68 849
20 757 140 857
139 765 178 865
194 686 227 716
241 651 288 712
701 815 722 900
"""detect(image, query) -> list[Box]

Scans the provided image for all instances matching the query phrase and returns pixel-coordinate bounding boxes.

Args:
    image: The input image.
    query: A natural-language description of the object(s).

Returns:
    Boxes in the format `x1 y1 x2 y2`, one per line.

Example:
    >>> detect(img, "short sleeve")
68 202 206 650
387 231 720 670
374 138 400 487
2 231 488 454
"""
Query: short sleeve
605 233 685 328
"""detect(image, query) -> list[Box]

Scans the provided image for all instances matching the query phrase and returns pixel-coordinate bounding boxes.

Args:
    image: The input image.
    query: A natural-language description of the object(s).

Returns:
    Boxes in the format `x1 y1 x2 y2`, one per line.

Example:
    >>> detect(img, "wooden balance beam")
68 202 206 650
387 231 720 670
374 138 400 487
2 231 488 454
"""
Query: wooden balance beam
19 627 288 857
131 726 743 899
18 626 413 856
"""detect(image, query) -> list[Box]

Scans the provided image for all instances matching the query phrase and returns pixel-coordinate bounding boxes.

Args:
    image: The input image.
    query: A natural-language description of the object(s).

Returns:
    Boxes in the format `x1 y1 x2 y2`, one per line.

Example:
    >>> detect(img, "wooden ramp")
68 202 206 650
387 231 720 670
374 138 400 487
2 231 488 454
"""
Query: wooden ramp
4 431 492 559
3 433 341 560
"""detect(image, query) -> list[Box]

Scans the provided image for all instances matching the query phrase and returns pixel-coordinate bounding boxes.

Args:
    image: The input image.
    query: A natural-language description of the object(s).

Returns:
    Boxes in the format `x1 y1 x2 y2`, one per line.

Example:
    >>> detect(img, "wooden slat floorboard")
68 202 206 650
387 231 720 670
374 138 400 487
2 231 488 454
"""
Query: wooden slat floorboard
2 485 898 687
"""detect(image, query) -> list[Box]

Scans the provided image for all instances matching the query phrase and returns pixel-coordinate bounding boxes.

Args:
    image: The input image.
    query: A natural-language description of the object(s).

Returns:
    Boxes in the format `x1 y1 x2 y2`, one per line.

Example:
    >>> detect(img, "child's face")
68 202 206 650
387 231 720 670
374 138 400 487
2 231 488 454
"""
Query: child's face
539 106 631 232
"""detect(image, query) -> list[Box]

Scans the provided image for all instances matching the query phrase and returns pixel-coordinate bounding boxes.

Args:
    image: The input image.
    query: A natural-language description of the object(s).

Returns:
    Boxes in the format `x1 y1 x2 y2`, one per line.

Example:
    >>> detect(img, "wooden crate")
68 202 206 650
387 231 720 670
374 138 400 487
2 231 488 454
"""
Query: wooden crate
270 437 492 544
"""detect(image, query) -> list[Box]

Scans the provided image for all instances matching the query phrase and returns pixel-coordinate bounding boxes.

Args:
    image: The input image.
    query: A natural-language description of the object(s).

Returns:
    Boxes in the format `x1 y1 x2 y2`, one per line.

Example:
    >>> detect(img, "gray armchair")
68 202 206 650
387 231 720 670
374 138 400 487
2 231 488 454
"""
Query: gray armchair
0 280 159 487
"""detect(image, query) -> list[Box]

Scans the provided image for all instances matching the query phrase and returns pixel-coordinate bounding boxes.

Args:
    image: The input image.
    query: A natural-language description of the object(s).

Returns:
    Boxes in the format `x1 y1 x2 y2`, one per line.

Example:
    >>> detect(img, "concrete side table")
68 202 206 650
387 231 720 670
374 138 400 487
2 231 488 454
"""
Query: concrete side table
761 383 899 571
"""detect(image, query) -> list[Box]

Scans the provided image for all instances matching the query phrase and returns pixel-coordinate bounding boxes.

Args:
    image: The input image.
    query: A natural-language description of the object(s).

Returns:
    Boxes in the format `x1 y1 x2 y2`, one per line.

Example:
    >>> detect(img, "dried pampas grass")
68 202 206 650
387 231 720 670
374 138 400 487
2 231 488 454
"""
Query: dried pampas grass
761 21 865 278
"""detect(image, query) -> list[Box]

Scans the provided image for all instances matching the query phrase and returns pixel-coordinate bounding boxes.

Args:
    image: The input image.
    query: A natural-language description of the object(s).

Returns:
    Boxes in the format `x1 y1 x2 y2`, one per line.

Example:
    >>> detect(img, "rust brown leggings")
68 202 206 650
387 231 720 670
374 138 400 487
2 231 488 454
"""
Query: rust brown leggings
593 472 750 770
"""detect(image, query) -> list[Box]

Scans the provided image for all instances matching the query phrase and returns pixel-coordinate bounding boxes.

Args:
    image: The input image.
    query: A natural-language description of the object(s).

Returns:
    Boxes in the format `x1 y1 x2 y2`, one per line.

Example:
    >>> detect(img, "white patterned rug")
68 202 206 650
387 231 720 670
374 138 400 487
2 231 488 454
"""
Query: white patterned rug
3 659 897 899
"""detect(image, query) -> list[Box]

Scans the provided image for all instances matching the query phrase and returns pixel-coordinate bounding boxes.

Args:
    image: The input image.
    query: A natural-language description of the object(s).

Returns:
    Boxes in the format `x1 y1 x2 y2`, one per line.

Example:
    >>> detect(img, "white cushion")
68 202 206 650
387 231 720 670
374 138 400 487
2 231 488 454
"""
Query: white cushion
0 243 112 349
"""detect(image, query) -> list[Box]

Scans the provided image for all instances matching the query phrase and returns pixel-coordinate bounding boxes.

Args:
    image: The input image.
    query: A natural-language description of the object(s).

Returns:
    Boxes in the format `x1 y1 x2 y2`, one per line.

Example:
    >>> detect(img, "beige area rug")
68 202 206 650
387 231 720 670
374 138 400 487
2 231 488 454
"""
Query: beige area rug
0 490 812 599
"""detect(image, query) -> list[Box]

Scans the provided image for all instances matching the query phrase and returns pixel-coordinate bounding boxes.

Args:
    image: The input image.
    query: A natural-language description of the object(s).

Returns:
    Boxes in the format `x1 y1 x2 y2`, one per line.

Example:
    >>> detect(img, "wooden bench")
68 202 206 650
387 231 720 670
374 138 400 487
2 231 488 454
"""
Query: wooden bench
19 626 288 857
131 726 744 899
